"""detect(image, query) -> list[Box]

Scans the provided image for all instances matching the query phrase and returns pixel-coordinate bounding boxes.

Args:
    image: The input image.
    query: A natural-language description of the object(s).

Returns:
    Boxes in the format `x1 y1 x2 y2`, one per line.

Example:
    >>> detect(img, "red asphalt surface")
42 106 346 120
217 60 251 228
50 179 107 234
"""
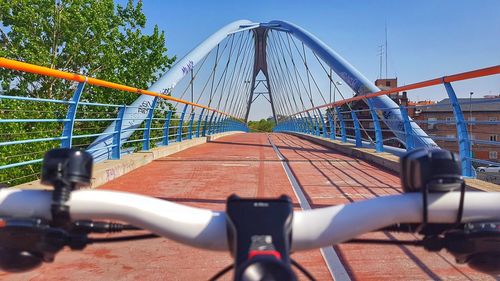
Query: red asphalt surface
3 133 494 281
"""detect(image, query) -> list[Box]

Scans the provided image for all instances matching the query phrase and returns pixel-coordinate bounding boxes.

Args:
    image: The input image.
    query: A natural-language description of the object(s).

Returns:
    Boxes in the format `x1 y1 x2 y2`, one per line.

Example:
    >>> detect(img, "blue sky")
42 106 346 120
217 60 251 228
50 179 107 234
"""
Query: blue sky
119 0 500 120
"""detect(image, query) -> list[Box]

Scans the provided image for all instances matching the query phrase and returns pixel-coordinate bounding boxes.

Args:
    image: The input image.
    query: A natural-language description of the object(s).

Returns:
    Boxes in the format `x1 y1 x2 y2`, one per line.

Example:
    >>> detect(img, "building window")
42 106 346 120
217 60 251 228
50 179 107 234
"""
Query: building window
468 116 476 126
490 151 498 159
428 117 437 129
446 134 456 141
490 135 498 142
385 81 391 87
446 117 454 123
489 116 498 122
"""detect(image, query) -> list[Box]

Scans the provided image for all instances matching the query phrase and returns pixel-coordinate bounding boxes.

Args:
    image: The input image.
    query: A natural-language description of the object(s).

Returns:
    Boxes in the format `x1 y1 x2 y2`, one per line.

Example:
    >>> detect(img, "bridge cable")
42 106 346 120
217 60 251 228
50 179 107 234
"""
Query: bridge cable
172 44 212 110
301 42 328 105
211 34 237 111
272 34 302 114
271 32 302 116
226 34 252 118
309 48 375 143
291 35 374 143
221 31 252 114
287 35 317 108
267 44 291 118
282 33 317 112
276 32 311 116
219 31 247 113
267 32 299 117
196 41 228 106
230 33 254 119
265 37 288 118
229 32 255 118
271 31 312 122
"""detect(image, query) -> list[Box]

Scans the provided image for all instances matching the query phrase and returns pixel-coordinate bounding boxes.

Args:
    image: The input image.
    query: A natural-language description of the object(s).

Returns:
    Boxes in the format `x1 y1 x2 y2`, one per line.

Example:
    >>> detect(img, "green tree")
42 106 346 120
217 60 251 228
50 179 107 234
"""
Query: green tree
0 0 175 101
248 119 275 132
0 0 176 186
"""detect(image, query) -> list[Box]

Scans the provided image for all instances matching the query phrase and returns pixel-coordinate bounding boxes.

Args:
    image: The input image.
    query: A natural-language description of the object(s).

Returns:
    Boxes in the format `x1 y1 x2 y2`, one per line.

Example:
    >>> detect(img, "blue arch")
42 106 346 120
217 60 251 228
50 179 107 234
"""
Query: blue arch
266 20 436 148
89 19 435 161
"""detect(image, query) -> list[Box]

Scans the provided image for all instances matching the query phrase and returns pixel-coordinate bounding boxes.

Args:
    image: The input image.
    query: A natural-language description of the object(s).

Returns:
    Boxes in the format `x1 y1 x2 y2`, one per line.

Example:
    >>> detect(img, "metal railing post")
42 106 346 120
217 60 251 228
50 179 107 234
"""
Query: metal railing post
444 82 474 177
367 100 383 152
187 111 195 139
61 81 86 148
297 115 303 132
215 114 223 134
399 106 415 151
207 111 216 136
313 114 320 136
162 110 173 145
196 108 205 138
326 109 335 140
301 114 308 133
351 111 362 147
336 107 347 143
202 111 211 136
306 112 314 135
177 104 188 142
142 97 158 151
317 109 327 138
112 105 125 159
219 116 225 133
223 117 228 132
209 113 217 135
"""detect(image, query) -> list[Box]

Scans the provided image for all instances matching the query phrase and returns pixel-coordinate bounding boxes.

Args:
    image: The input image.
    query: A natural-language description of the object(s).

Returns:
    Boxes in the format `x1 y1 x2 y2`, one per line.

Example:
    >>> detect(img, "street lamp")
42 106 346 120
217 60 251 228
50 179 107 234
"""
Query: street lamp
332 81 342 137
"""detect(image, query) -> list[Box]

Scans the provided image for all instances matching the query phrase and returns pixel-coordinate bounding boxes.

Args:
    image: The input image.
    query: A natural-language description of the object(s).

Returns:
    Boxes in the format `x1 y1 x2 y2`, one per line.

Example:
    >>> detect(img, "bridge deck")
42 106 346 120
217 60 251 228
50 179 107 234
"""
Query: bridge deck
5 133 493 281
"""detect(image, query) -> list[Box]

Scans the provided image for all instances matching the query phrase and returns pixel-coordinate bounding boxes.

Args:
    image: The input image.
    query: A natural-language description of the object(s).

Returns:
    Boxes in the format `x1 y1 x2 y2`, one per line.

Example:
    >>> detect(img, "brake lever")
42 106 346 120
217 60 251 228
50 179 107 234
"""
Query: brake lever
0 217 88 272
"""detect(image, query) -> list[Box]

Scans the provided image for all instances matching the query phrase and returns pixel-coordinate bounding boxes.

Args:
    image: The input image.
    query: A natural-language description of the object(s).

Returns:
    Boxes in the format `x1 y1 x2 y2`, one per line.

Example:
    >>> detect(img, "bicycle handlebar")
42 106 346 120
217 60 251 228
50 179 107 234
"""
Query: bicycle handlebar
0 189 499 251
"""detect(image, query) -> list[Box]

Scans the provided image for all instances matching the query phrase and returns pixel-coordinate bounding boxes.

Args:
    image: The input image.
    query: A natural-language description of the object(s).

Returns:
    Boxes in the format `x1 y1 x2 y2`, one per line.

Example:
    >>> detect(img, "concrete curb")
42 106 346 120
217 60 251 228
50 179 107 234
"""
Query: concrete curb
286 132 499 192
15 132 244 190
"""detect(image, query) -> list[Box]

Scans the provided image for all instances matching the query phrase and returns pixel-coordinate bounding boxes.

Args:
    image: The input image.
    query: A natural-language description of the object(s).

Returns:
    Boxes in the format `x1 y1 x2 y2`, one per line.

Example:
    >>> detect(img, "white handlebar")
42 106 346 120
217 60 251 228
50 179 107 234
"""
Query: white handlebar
0 189 499 251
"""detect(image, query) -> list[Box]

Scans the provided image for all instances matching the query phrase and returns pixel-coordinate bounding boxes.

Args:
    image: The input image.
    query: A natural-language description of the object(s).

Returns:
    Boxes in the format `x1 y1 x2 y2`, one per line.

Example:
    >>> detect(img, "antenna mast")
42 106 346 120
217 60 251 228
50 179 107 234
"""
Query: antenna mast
378 45 383 79
385 22 388 79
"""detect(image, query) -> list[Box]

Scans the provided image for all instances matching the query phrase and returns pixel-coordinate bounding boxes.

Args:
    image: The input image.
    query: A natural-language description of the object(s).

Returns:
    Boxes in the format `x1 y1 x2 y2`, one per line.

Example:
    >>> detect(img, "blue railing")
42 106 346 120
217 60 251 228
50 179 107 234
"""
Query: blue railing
0 59 248 187
274 66 500 180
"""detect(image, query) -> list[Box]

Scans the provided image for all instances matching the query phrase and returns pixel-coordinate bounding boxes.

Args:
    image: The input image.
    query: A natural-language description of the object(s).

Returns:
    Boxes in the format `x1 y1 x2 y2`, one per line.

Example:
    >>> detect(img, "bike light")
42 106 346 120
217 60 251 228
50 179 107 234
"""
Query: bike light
400 148 463 193
41 148 93 188
226 195 295 280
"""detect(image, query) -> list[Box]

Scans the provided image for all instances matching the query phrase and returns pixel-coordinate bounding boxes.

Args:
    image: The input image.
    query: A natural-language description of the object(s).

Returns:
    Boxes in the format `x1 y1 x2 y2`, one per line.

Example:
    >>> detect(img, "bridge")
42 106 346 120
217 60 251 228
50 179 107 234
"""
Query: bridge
1 20 499 280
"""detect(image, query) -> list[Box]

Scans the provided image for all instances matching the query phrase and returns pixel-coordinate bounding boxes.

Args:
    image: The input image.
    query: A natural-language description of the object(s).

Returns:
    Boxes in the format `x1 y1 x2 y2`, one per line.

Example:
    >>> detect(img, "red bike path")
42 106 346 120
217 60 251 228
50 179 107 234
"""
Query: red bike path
3 133 494 280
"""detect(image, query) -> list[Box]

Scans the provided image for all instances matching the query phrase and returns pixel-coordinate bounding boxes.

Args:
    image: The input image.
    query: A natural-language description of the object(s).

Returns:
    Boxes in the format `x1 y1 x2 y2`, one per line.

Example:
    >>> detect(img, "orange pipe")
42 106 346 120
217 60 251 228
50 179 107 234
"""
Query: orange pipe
0 57 237 118
295 65 500 115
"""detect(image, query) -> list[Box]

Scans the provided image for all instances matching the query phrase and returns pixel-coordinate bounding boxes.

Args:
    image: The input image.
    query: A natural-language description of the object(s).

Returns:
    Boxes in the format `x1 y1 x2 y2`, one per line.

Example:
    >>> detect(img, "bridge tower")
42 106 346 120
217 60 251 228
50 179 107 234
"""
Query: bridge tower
244 27 277 123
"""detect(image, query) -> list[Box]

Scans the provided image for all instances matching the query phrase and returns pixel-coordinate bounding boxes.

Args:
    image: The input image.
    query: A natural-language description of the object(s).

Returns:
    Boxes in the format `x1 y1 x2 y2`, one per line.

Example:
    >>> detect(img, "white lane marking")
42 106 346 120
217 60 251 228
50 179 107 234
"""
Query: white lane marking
267 134 352 281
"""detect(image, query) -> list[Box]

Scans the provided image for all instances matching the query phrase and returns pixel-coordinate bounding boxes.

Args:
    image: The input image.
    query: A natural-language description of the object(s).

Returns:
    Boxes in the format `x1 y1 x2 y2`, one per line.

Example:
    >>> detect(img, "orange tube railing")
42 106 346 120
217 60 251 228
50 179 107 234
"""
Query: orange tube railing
294 65 500 115
0 57 236 118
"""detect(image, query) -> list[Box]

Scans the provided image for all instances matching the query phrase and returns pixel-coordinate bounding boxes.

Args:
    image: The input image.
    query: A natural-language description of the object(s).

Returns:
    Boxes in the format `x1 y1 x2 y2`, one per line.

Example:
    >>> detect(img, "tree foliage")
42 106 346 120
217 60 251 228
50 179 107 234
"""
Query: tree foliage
0 0 175 101
247 119 275 132
0 0 176 186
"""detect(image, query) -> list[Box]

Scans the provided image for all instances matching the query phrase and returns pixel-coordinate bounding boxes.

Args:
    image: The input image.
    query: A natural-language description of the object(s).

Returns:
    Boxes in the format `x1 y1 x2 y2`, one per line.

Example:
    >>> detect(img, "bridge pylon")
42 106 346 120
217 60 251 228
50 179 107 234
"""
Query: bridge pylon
244 27 277 123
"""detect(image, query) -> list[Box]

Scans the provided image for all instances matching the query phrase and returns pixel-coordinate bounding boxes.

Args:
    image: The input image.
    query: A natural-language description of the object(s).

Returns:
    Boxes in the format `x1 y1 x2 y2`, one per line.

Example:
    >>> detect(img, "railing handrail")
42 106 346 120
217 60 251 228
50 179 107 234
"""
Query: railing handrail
293 65 500 115
0 57 236 118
